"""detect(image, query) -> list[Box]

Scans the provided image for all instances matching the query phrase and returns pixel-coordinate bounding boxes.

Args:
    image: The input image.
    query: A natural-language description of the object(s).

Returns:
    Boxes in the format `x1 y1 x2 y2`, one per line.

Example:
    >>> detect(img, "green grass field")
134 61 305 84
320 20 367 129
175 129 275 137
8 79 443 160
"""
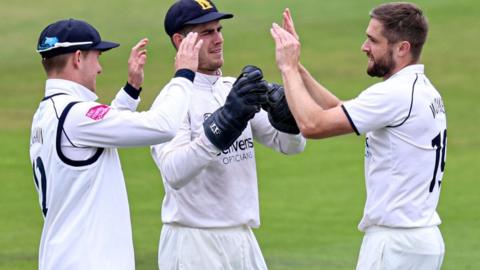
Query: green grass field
1 0 479 269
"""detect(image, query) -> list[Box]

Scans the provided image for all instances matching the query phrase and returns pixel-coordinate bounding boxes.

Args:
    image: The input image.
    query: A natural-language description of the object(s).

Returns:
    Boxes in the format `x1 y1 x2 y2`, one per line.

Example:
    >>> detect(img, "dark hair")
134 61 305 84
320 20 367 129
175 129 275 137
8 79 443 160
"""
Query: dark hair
370 2 428 61
170 24 197 50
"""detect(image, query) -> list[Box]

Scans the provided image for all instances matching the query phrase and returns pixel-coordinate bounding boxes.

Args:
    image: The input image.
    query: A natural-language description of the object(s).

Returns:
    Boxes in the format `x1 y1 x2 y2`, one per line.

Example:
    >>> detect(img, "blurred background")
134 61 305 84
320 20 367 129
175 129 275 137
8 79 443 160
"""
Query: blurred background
1 0 479 269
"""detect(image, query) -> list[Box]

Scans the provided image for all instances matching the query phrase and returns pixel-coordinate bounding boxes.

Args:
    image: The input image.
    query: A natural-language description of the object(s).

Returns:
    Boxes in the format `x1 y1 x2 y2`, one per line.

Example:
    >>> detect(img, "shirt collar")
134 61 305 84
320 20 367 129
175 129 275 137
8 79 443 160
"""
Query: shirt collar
193 70 223 88
45 79 98 101
389 64 424 79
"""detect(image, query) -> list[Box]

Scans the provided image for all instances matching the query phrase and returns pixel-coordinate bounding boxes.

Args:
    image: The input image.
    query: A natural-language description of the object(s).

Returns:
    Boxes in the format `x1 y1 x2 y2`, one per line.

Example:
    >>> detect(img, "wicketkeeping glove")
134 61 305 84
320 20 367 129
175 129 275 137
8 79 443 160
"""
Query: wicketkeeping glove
203 65 268 150
261 83 300 134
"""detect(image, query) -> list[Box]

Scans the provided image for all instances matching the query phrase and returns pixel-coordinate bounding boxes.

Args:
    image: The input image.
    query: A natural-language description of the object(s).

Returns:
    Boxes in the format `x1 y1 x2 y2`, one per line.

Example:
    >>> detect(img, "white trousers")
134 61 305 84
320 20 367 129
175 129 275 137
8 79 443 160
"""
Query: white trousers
158 224 268 270
356 226 445 270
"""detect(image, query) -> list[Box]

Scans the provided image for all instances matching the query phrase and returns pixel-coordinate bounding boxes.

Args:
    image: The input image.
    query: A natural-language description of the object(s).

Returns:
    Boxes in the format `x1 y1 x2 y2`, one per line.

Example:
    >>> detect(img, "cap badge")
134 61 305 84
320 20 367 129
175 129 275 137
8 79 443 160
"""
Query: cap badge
194 0 213 10
38 37 59 51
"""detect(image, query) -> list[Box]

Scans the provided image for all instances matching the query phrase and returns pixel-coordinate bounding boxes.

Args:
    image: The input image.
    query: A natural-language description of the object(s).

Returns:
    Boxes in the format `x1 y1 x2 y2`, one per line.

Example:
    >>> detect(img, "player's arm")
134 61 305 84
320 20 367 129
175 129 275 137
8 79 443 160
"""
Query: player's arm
298 64 341 109
110 38 148 111
281 67 353 139
271 23 353 139
281 8 341 110
250 109 306 154
202 66 268 150
63 83 187 148
152 66 269 190
151 121 219 190
64 33 203 147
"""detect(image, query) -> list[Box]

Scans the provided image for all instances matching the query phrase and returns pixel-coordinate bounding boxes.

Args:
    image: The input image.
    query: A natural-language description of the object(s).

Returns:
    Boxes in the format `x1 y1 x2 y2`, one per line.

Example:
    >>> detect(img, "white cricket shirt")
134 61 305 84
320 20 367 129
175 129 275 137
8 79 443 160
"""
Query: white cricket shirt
151 72 306 228
342 65 447 231
30 77 192 270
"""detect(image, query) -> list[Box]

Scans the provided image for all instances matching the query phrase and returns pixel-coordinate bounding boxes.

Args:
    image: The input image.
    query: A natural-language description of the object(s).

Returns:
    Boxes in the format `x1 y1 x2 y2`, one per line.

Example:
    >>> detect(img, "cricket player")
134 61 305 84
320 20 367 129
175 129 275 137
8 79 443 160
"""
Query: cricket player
271 3 446 269
150 0 306 269
30 18 202 270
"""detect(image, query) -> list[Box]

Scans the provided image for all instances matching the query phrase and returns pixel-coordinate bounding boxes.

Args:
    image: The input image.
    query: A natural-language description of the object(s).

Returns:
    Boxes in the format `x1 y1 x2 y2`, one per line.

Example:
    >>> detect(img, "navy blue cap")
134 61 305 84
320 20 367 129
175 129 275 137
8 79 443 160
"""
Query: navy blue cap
164 0 233 37
37 19 119 59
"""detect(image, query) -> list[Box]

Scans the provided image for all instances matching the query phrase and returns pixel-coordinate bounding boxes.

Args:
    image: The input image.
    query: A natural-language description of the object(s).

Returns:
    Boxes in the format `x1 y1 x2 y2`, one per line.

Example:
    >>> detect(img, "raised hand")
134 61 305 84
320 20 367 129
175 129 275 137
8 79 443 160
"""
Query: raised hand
283 8 300 41
203 65 268 150
226 65 268 119
261 82 300 134
270 23 301 72
128 38 148 90
175 32 203 72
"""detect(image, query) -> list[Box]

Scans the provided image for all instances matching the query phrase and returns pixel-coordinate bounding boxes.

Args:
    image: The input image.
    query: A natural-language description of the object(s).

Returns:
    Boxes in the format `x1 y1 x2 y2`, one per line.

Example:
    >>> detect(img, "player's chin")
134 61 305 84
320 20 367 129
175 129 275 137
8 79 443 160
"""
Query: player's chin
366 60 375 71
211 58 224 69
367 57 375 66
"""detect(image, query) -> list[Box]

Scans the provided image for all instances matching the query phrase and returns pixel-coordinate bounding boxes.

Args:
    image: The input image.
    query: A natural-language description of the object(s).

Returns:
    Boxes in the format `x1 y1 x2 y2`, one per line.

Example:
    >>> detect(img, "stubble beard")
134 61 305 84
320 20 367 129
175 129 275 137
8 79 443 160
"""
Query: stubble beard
198 56 224 75
367 49 395 78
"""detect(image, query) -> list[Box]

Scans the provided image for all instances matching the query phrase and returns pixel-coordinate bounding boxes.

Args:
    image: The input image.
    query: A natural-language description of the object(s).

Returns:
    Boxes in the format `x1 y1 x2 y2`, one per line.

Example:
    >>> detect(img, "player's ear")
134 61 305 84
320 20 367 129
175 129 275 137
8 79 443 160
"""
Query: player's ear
397 41 411 58
172 33 184 50
72 50 83 69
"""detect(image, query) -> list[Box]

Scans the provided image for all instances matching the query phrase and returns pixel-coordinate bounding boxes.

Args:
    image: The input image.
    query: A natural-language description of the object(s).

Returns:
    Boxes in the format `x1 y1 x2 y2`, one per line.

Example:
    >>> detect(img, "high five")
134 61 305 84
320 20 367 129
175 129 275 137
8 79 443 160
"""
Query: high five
271 3 447 269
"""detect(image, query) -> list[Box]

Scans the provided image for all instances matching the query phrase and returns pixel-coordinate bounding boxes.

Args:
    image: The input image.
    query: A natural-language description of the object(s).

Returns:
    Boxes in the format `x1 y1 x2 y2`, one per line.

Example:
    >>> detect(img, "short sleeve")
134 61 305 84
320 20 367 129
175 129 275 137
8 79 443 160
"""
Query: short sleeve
342 83 411 134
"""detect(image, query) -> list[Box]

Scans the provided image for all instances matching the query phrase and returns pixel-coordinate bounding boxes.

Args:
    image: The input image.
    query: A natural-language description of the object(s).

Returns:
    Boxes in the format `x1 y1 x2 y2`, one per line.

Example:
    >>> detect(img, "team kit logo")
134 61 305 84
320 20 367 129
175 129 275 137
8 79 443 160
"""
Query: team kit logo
38 37 59 51
203 113 255 165
194 0 213 9
86 105 110 121
219 138 255 165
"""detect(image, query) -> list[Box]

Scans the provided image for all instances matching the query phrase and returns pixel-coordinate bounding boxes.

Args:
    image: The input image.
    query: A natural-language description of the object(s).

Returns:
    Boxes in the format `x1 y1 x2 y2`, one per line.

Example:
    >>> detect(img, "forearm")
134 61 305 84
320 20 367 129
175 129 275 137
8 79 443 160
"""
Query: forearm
149 76 193 134
281 66 324 130
110 82 141 111
152 133 218 190
259 131 305 155
275 132 306 154
278 66 355 139
251 110 306 154
298 64 341 109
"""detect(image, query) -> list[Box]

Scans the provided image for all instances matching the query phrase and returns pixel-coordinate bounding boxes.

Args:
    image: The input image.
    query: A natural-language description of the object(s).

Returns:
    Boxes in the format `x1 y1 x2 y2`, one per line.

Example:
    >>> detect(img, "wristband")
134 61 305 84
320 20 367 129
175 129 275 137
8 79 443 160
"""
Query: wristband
174 69 195 82
123 82 141 99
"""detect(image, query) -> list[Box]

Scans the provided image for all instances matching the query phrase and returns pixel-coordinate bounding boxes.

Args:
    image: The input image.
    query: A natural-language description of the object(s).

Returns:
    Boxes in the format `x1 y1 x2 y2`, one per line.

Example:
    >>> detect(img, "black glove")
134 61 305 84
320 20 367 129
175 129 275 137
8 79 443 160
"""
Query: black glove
261 83 300 134
203 65 268 150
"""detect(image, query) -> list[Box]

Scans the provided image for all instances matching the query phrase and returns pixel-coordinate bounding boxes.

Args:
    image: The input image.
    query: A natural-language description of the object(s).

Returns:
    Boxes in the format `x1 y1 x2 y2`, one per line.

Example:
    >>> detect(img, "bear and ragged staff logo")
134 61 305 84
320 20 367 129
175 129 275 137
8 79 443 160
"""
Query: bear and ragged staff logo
194 0 213 10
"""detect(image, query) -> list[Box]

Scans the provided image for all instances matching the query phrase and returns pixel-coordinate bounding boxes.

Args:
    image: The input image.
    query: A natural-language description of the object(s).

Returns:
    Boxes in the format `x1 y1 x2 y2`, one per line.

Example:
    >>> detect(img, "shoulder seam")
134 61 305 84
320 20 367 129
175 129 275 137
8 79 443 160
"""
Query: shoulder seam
56 101 104 167
387 73 418 128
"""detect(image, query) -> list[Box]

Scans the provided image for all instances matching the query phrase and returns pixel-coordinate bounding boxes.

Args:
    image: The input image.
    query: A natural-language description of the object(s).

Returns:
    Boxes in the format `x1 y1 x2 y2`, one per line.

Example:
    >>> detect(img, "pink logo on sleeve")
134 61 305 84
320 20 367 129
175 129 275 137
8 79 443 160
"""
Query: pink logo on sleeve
86 105 111 120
